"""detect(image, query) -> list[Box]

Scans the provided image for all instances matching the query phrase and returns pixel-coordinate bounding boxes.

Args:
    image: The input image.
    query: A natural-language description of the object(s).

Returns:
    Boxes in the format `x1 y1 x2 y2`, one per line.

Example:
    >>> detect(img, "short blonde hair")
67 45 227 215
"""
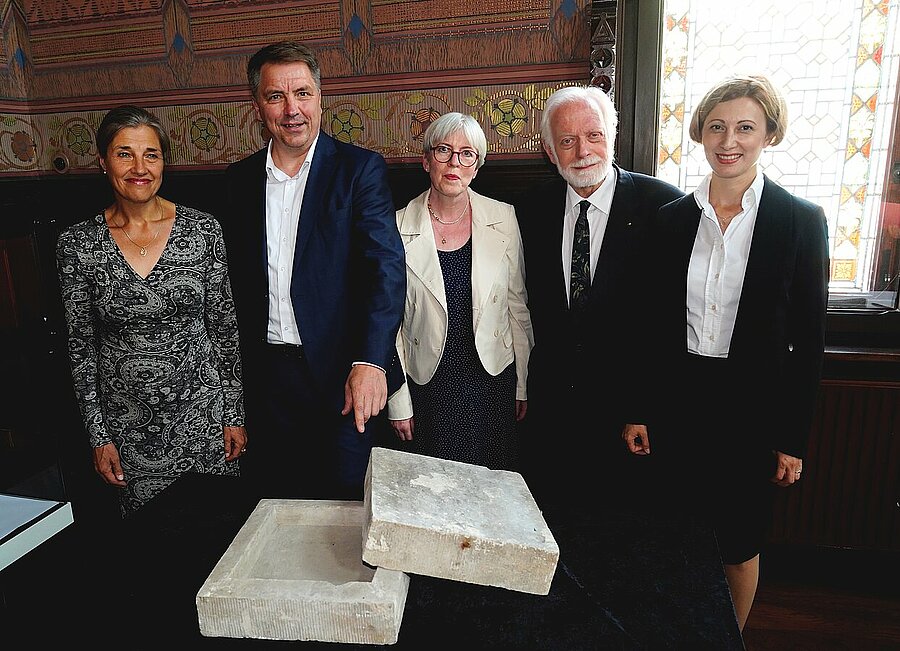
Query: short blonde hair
689 74 788 146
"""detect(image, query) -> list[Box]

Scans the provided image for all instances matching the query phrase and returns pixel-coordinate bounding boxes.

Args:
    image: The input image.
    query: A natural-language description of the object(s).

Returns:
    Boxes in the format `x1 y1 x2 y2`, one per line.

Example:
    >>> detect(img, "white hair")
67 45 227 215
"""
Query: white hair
540 86 618 158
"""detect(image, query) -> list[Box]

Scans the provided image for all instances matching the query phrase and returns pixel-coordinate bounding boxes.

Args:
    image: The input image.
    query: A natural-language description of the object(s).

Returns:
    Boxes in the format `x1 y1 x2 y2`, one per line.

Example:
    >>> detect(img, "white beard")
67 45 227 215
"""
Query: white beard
556 155 610 190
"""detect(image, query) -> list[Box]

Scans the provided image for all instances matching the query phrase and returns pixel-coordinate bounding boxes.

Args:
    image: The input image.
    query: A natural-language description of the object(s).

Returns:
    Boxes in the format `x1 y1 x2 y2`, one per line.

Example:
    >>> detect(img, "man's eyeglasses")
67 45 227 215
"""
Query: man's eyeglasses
430 144 479 167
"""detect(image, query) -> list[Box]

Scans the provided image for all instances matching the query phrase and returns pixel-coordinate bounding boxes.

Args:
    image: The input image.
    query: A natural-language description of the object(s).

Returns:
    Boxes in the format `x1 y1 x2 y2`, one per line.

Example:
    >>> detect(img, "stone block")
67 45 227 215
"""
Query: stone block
362 447 559 595
196 499 409 645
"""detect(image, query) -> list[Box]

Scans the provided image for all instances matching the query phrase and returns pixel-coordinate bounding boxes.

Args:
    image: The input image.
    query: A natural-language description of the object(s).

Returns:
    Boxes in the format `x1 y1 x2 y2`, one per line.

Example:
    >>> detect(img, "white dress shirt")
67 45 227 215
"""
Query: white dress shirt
563 167 617 306
264 136 318 345
686 169 764 357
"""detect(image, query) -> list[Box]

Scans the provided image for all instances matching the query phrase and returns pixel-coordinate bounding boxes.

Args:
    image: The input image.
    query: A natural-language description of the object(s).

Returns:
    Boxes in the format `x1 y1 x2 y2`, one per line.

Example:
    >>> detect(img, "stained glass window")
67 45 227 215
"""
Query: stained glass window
658 0 900 310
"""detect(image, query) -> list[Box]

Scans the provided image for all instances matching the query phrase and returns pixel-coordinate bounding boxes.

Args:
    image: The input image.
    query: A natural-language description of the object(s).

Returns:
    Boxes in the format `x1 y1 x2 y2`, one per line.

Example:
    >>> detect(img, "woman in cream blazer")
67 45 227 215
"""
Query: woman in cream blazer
387 113 534 470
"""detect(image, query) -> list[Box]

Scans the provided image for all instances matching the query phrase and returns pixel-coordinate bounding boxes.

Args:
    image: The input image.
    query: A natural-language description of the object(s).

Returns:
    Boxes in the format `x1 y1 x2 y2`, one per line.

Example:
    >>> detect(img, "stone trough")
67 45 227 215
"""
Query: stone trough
196 499 409 644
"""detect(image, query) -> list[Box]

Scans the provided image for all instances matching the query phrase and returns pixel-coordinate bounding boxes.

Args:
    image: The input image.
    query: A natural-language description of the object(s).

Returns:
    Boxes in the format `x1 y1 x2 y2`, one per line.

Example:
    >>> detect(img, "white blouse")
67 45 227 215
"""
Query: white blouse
686 169 764 357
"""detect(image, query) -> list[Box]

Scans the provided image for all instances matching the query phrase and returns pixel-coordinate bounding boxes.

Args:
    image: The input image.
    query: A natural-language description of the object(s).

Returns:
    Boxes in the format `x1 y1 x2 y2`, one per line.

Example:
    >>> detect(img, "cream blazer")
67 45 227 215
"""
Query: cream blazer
387 188 535 420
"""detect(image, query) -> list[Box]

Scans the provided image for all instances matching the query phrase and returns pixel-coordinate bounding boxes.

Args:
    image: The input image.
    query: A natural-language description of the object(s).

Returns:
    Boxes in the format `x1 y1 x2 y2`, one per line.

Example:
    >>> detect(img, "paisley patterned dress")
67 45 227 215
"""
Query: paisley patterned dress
56 205 244 517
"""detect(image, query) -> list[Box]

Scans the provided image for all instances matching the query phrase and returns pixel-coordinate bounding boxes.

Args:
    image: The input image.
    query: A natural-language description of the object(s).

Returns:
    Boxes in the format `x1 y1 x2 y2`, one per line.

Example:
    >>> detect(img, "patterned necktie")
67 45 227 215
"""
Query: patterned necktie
570 200 591 313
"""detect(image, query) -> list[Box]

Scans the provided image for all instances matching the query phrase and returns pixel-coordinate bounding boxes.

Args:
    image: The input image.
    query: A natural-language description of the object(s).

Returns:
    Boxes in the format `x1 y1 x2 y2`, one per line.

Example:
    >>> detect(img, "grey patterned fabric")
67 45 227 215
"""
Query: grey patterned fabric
570 200 592 312
56 205 244 517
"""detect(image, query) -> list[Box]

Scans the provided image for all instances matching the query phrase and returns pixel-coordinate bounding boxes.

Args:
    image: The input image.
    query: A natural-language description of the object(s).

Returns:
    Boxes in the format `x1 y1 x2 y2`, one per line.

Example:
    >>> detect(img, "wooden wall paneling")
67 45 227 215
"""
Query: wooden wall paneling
770 382 900 552
819 385 845 544
856 385 900 550
837 385 862 546
0 239 16 328
841 386 866 547
804 385 841 545
884 389 900 549
843 386 866 546
863 388 891 548
0 199 76 493
611 0 664 175
809 387 838 544
853 386 876 547
860 388 878 547
0 234 42 329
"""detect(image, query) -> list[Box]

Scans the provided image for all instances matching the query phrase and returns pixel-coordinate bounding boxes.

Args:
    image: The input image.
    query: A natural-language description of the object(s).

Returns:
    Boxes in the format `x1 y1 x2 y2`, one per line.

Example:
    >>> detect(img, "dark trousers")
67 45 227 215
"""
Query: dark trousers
520 380 638 513
241 344 377 501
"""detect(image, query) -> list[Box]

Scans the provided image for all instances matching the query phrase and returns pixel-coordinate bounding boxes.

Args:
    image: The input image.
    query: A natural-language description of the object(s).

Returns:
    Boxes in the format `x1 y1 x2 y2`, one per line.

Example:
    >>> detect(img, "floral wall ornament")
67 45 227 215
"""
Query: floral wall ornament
0 114 42 171
408 107 443 143
330 108 364 144
64 123 93 157
490 98 528 137
11 130 34 162
189 116 219 151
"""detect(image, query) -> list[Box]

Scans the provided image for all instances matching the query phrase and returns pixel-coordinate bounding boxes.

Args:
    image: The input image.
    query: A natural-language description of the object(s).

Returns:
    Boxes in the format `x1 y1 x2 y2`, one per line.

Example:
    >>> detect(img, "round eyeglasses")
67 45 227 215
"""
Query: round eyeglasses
430 144 479 167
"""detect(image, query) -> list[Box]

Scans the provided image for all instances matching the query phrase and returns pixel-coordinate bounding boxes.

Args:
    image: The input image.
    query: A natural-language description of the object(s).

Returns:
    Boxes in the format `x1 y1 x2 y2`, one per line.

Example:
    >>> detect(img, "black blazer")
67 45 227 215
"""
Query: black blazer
219 132 406 415
641 176 829 458
518 164 684 422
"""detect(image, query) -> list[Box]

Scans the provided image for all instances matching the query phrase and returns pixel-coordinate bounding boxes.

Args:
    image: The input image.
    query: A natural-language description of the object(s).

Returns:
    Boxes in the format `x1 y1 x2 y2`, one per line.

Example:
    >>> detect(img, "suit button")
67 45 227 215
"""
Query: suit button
494 329 499 337
492 295 497 303
413 338 419 345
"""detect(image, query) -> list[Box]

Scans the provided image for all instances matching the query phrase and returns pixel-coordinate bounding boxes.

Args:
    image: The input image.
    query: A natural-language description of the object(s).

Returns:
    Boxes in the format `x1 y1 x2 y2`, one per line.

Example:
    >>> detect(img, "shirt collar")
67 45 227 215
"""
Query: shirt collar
695 167 765 215
565 165 617 215
264 135 319 182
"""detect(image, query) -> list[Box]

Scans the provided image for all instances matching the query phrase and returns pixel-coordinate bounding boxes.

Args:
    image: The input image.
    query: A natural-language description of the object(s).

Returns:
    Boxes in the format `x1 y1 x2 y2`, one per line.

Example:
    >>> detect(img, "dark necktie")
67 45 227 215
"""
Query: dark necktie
570 200 591 314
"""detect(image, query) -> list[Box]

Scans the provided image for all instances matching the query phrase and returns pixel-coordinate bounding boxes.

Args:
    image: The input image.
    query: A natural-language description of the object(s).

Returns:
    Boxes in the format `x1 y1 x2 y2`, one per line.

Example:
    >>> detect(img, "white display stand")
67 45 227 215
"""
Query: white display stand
0 494 74 572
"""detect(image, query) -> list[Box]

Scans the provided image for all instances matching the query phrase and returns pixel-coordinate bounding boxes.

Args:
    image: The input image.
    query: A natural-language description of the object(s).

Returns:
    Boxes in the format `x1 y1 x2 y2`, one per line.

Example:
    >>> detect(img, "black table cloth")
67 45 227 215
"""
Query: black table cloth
2 473 743 649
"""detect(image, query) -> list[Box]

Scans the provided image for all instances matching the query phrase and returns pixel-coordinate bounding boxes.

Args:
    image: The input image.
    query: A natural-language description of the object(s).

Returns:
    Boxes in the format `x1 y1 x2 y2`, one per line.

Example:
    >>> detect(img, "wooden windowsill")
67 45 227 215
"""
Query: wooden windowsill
824 346 900 363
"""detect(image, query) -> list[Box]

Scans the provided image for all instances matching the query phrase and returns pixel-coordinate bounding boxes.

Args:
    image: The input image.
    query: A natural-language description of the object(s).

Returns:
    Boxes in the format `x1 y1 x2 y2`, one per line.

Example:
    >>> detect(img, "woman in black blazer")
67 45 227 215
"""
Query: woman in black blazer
623 75 829 630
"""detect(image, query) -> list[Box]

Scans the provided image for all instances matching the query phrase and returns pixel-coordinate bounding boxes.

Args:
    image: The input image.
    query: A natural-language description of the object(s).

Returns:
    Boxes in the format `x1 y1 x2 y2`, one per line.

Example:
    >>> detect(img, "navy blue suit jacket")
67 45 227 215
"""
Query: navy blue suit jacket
220 132 406 416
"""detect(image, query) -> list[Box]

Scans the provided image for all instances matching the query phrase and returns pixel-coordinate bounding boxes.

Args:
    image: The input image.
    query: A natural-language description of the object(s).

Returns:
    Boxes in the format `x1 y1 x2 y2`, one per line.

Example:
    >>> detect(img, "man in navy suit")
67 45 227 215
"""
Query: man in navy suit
516 86 683 509
220 42 405 500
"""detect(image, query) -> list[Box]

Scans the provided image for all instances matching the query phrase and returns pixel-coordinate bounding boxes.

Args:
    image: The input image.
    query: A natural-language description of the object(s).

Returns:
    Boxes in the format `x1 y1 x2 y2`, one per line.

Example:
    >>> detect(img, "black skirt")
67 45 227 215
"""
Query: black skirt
652 352 777 564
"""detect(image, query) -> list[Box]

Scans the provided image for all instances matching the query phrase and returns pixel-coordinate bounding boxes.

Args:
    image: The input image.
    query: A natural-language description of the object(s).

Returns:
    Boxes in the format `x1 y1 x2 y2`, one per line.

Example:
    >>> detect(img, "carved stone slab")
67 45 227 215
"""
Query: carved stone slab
362 447 559 595
197 499 409 645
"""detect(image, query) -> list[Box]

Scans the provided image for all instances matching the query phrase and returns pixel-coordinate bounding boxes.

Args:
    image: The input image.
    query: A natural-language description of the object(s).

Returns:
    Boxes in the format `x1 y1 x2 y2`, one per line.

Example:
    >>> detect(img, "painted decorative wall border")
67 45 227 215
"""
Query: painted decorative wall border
0 80 580 175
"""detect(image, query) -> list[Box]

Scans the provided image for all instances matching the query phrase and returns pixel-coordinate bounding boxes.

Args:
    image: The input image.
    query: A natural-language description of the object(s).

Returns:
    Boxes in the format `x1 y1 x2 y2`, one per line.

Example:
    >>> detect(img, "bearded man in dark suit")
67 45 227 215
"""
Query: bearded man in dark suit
516 86 683 509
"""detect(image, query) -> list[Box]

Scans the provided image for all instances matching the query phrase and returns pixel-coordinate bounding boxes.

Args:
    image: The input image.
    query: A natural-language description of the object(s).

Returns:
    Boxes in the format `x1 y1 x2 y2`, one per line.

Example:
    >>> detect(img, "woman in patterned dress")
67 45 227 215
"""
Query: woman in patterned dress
387 112 534 470
56 105 247 517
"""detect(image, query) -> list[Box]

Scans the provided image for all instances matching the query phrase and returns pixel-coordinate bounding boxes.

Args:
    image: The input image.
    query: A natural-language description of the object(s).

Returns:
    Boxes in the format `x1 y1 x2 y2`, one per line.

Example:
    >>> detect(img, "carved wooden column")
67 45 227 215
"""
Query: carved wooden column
591 1 617 98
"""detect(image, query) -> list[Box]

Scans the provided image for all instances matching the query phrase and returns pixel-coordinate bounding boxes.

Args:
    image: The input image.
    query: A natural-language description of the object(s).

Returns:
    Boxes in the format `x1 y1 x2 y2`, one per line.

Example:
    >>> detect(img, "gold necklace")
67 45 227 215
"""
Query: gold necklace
119 200 163 256
428 198 469 225
428 198 469 245
716 213 737 233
